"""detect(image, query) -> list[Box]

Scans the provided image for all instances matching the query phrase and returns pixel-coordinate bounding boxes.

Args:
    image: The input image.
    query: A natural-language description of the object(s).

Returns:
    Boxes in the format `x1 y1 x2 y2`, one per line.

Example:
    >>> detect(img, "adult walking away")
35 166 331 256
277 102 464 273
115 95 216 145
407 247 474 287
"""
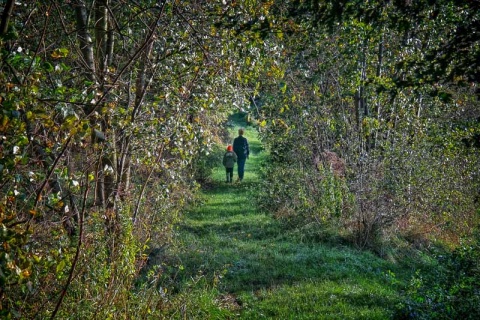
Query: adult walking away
233 128 249 182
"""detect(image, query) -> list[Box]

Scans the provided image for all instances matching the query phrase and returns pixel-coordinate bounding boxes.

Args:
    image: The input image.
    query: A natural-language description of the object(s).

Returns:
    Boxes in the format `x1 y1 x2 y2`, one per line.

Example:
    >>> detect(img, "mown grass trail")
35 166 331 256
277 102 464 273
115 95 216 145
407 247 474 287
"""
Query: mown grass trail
169 122 409 319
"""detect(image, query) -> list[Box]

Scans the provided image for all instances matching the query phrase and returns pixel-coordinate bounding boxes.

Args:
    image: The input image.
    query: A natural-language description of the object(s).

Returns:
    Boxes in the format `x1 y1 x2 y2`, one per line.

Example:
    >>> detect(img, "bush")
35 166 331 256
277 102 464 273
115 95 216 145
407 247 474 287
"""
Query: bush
256 159 352 229
191 144 225 183
402 230 480 319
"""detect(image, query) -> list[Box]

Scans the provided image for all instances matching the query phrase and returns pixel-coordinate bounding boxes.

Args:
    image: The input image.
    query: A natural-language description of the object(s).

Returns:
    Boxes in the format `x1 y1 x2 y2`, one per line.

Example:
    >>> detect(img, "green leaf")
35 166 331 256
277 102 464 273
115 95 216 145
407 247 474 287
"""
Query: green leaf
56 260 66 273
43 62 54 72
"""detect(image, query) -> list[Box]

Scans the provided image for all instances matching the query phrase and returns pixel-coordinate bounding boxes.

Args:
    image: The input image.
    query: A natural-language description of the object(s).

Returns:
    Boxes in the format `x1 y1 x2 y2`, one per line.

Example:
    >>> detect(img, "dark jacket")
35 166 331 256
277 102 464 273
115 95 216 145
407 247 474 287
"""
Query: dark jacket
223 151 237 168
233 136 249 160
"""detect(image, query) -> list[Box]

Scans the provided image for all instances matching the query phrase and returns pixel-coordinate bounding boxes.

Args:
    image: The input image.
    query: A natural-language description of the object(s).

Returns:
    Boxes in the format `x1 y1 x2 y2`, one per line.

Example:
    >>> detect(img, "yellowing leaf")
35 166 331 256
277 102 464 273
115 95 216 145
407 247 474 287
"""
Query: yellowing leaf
21 269 31 279
51 48 69 59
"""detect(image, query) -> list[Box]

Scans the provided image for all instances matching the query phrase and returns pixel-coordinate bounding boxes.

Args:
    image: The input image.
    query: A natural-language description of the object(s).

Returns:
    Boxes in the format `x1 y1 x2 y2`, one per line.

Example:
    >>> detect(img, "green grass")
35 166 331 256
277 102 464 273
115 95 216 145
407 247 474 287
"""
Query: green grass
161 115 413 319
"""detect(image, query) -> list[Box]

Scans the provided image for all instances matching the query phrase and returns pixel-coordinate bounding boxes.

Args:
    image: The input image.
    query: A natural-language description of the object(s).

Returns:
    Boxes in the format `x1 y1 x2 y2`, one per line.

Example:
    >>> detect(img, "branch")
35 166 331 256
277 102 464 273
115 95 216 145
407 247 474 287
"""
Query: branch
50 174 89 320
32 135 73 214
85 1 167 120
132 144 165 225
23 4 53 86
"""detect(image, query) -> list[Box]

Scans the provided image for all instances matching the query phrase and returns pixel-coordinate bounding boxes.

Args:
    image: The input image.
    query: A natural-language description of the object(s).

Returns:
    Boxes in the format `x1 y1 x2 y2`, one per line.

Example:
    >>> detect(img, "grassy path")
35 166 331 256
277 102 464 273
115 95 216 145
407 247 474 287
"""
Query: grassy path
169 124 407 319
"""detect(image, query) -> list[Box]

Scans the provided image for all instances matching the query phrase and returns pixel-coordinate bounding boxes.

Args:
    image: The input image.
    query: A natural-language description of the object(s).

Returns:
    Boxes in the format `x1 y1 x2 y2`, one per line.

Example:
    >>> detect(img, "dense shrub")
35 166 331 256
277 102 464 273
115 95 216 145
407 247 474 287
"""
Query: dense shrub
257 159 353 229
254 18 480 252
402 230 480 319
192 144 225 184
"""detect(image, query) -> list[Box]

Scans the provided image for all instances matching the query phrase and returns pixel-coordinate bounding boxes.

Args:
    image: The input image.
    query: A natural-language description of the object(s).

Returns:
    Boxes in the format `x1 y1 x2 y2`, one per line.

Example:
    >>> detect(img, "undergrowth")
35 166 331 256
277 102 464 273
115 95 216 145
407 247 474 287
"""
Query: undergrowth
146 115 479 319
152 117 409 319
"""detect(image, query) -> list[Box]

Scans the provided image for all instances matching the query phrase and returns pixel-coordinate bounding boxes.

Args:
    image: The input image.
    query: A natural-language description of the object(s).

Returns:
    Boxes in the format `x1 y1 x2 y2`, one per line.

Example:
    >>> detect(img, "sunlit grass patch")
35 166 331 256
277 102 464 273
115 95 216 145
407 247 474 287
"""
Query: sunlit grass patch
238 279 400 319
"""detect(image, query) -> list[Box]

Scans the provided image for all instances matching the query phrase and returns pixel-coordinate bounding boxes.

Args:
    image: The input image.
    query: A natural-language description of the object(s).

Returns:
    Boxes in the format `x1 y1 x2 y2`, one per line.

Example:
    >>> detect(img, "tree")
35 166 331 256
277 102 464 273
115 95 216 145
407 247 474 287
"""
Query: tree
294 0 480 87
0 0 274 317
255 0 479 249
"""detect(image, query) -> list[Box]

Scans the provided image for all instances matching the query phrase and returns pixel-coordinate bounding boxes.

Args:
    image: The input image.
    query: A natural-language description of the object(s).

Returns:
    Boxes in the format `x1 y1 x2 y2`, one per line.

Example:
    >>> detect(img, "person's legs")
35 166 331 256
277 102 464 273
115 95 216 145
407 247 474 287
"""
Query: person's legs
237 158 246 180
226 168 233 182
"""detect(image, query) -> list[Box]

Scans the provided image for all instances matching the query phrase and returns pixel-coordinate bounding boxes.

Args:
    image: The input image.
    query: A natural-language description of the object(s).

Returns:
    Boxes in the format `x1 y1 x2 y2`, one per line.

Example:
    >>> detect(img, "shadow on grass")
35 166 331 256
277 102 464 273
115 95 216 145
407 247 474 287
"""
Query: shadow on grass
177 177 400 295
179 213 282 240
174 226 400 296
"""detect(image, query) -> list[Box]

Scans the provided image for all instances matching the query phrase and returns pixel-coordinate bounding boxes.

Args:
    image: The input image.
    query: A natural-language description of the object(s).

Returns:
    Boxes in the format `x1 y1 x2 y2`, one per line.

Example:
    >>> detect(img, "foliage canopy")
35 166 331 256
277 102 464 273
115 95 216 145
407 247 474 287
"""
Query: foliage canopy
0 0 479 318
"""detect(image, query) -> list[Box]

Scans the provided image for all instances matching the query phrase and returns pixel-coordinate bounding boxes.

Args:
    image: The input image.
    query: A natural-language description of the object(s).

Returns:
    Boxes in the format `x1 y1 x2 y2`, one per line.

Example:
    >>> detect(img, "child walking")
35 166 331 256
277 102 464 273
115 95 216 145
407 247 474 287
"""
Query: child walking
222 145 237 183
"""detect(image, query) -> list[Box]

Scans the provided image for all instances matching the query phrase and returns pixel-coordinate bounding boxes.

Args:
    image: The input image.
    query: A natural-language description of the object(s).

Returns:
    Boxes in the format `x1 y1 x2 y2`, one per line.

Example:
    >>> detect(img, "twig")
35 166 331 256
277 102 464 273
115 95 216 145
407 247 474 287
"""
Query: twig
132 144 165 225
50 173 89 319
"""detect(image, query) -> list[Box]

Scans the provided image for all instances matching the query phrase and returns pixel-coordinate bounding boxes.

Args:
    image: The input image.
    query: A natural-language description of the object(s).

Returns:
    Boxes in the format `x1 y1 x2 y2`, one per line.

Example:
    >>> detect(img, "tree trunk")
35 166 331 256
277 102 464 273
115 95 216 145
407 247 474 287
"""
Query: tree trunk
0 0 15 36
95 0 108 77
73 0 96 85
116 24 157 204
374 32 384 149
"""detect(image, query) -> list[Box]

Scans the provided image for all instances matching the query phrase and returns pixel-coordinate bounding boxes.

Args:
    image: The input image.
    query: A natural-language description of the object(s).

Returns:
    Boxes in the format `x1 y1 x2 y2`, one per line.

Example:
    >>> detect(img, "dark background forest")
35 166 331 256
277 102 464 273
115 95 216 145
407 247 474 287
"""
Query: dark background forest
1 0 479 318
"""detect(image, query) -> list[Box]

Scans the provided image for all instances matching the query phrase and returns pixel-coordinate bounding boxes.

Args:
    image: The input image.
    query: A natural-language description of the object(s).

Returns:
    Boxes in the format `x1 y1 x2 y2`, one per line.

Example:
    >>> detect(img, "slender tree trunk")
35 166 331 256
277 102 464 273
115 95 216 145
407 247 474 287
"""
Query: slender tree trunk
355 41 368 153
95 0 118 213
374 32 384 149
73 0 96 85
74 0 118 212
107 21 115 66
95 0 108 77
74 0 104 207
0 0 15 36
116 21 157 204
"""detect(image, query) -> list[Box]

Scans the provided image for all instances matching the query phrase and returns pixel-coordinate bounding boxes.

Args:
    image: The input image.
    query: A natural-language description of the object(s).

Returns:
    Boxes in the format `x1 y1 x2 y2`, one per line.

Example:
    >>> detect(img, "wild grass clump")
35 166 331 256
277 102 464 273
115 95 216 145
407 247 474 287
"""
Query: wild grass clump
160 275 237 319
